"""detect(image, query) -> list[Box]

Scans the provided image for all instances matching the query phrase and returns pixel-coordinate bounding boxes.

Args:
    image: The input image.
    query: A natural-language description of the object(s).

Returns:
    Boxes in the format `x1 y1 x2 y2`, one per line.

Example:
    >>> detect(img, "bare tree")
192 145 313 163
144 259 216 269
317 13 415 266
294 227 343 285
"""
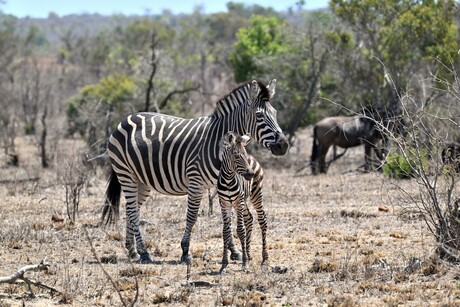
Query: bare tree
144 29 200 113
379 69 460 262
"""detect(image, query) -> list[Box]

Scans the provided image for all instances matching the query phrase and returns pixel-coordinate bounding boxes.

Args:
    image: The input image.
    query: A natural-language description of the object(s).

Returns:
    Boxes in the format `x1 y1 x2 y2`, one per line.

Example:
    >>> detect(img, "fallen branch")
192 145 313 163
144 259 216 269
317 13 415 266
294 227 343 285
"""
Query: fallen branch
0 260 60 296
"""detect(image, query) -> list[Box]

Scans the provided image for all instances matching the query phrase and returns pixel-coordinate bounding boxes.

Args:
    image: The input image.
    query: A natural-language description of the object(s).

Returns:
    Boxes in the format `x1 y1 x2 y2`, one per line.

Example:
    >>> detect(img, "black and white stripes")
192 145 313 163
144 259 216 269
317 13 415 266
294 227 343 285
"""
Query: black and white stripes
217 132 268 273
102 79 288 264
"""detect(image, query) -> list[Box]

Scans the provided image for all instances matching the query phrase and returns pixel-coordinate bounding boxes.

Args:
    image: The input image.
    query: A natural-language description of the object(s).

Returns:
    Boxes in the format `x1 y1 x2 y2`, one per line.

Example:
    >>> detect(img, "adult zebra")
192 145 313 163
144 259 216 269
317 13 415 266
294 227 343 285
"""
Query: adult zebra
217 131 267 273
102 79 289 264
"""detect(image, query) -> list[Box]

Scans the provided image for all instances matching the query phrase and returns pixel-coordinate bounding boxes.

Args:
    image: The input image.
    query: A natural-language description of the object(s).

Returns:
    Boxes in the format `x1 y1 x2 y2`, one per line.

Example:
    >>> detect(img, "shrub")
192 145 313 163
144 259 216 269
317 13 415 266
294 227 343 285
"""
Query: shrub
383 149 428 179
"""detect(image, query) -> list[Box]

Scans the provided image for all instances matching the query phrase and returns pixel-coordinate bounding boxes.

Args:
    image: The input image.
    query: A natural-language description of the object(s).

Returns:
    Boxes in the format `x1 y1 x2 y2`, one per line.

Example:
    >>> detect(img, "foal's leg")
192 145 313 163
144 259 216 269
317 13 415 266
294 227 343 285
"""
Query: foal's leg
219 203 232 274
235 199 248 271
242 203 254 261
250 178 267 267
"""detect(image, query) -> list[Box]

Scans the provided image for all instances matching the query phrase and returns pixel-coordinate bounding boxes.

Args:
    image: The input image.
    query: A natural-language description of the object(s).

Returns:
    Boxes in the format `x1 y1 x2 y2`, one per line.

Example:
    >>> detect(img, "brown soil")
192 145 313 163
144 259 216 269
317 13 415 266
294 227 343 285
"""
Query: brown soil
0 131 459 306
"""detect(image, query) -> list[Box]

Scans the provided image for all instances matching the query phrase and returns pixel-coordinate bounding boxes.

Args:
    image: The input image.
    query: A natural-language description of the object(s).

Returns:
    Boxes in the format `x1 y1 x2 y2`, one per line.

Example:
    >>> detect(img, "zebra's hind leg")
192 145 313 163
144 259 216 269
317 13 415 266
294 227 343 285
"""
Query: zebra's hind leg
242 203 254 261
135 183 153 264
219 205 232 274
250 176 268 269
122 180 152 264
235 201 248 272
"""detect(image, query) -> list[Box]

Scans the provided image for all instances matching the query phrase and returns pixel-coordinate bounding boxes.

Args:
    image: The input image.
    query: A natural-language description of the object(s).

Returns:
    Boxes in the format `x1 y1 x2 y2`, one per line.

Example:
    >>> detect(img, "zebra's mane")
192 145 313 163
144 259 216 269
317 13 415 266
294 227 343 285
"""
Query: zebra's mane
212 80 269 117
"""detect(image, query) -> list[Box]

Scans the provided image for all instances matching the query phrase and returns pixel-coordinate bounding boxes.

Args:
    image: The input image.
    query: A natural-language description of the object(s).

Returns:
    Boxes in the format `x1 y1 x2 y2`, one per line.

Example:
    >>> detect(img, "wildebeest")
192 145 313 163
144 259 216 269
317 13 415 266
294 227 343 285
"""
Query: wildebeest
310 115 385 174
442 142 460 173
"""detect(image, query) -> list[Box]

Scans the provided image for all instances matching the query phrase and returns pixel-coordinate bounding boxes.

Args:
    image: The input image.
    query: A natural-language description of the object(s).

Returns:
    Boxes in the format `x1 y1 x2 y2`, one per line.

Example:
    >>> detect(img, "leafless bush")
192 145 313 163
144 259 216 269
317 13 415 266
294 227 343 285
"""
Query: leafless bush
377 67 460 262
56 148 92 224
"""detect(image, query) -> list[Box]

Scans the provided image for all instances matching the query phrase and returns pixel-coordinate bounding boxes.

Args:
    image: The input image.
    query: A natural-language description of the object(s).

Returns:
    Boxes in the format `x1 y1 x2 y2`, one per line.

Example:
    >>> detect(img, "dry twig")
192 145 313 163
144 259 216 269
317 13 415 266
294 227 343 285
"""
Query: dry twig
0 260 60 296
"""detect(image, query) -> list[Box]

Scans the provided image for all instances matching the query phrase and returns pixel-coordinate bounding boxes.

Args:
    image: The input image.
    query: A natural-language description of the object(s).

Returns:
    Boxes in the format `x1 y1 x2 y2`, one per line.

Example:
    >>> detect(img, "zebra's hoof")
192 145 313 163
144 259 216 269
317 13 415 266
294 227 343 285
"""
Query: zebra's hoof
129 251 140 262
180 254 192 264
230 252 242 261
140 253 153 264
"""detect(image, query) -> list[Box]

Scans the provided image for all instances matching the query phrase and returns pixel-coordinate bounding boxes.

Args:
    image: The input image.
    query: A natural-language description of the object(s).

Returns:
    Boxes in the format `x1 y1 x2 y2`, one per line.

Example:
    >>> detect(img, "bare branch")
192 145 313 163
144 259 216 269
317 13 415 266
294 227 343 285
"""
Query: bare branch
158 85 201 111
0 260 60 296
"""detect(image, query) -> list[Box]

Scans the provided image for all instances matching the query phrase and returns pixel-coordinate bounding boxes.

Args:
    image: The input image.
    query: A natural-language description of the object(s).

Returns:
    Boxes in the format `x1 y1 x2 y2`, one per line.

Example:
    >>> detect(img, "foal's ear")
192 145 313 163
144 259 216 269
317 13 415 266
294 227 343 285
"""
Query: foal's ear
249 80 260 105
224 131 237 145
240 134 251 147
267 79 276 99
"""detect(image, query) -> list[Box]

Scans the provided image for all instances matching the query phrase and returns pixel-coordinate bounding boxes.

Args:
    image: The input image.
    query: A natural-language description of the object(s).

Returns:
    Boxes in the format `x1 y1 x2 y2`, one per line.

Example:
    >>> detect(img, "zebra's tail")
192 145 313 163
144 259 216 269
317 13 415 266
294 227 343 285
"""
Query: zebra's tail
310 126 319 174
101 168 121 226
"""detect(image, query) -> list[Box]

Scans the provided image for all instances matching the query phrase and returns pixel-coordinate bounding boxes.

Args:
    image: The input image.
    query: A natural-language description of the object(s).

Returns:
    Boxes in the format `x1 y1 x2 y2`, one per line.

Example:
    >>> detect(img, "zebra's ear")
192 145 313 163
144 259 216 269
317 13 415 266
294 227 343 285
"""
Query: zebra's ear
267 79 276 99
249 80 260 105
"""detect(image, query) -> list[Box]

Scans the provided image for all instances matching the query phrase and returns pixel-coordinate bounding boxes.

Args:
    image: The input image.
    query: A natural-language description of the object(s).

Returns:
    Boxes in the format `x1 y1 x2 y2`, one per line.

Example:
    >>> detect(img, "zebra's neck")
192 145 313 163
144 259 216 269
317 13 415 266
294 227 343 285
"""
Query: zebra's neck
212 83 250 122
218 166 242 188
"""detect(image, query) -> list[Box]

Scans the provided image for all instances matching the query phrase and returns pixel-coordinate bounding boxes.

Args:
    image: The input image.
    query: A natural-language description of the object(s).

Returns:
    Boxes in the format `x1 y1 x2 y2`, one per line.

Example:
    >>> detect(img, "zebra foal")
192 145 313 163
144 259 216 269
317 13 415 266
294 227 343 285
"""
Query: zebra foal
102 79 288 264
217 131 267 273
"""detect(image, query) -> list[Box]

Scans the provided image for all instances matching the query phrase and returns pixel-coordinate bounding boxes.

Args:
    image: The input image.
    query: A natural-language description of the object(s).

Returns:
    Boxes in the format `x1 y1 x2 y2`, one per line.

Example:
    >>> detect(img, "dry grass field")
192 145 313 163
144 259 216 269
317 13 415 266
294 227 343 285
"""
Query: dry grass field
1 129 460 306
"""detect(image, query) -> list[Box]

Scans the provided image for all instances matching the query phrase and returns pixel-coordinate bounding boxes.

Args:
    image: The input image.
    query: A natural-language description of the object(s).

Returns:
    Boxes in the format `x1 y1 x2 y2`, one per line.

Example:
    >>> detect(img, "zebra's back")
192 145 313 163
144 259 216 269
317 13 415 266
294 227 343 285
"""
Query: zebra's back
108 112 212 195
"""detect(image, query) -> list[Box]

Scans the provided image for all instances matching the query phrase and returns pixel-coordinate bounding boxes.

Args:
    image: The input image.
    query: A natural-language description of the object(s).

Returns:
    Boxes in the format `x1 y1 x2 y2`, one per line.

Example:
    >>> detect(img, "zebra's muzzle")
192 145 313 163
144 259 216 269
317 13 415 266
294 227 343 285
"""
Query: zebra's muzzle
269 132 289 156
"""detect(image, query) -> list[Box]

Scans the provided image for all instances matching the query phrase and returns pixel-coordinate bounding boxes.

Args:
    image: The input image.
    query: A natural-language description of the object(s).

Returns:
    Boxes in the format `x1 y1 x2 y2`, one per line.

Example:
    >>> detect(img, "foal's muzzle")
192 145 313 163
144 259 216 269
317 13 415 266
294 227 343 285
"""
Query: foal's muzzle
242 170 255 181
269 132 289 156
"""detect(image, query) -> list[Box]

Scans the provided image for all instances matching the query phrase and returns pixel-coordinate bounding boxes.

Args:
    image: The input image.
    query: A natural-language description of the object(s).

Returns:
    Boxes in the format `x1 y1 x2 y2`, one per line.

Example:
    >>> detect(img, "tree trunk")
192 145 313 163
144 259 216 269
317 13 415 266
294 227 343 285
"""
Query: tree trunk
39 98 49 168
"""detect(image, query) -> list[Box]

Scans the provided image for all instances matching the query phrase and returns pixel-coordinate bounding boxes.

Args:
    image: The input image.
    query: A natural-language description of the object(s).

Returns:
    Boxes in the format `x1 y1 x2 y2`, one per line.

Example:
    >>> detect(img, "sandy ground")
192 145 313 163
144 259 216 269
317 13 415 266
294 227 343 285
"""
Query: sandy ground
0 131 459 306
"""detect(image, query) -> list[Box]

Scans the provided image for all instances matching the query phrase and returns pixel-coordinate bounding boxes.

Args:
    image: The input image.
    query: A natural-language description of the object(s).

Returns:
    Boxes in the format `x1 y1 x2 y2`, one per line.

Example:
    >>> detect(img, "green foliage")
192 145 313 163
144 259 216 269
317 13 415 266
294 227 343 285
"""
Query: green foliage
229 15 288 82
81 73 136 105
383 149 428 179
383 153 414 179
66 73 137 139
23 123 35 135
328 0 459 109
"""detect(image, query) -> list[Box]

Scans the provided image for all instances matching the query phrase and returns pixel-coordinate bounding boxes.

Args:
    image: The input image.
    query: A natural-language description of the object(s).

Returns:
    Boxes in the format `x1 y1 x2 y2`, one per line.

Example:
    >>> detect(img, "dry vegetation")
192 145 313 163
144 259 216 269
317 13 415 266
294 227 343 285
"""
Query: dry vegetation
0 129 459 306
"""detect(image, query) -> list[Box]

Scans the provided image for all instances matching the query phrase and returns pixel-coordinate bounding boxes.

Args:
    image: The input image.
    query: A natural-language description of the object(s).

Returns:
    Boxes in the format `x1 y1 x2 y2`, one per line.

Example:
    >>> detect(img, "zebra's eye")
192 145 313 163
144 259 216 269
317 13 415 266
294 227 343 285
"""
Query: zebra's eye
255 111 264 119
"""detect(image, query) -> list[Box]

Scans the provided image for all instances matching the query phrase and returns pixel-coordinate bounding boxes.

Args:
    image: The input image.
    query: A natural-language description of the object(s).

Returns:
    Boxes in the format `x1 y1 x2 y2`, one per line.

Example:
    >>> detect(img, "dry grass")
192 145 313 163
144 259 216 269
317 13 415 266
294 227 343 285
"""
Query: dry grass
0 131 460 306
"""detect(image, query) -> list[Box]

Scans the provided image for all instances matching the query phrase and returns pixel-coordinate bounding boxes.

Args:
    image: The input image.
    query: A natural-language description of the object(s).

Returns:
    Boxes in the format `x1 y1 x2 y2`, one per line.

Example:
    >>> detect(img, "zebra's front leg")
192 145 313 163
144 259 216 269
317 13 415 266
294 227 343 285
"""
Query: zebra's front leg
180 184 204 264
219 205 232 274
227 234 242 261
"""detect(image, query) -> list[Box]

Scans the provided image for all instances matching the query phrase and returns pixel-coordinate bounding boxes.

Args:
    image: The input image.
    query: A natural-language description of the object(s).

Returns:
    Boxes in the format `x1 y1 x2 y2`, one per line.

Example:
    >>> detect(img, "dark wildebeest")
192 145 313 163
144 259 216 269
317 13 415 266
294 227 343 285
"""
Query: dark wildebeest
442 142 460 173
310 115 385 174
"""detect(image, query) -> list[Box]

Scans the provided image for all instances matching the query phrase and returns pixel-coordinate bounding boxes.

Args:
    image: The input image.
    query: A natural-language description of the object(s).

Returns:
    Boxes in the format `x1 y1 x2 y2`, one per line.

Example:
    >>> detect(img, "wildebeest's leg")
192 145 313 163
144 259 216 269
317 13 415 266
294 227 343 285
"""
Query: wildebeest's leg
180 181 205 264
373 142 385 161
364 143 372 171
219 203 232 273
135 183 153 264
319 144 329 173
